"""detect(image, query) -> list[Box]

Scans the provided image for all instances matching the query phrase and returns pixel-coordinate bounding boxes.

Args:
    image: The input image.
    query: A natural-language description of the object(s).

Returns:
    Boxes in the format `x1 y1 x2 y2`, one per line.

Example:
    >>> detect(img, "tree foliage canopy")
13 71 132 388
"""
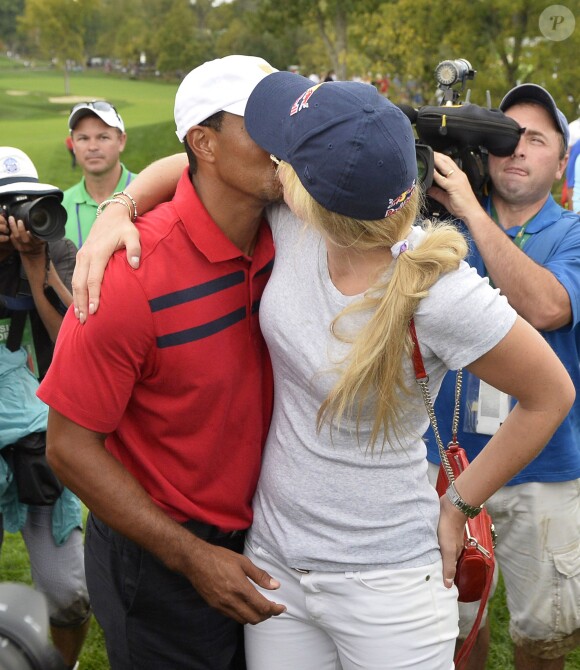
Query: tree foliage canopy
10 0 579 117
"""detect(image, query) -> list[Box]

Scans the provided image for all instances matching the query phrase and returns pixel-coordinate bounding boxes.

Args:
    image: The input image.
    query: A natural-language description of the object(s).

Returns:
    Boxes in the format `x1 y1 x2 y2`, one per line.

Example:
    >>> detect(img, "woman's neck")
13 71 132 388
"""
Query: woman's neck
325 239 392 296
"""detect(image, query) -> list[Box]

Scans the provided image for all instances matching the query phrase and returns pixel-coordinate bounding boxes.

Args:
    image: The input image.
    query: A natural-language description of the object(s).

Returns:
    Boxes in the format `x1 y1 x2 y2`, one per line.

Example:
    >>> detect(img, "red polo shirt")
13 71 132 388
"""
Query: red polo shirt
39 170 274 529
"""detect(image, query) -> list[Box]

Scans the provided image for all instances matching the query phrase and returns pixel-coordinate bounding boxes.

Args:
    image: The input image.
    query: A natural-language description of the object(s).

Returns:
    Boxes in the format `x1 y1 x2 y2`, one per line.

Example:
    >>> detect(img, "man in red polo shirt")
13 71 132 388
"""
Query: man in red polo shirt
38 56 285 670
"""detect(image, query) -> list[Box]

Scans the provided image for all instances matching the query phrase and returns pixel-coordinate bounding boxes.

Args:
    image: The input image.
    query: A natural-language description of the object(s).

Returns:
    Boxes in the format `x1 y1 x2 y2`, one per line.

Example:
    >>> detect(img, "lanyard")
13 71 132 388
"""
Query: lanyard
75 171 133 248
513 221 532 250
489 202 533 250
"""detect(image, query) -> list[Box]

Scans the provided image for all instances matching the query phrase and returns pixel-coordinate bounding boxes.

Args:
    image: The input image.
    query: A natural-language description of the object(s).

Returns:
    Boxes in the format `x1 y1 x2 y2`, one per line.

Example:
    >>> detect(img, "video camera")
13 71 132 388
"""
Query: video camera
0 583 67 670
398 59 523 213
0 193 66 242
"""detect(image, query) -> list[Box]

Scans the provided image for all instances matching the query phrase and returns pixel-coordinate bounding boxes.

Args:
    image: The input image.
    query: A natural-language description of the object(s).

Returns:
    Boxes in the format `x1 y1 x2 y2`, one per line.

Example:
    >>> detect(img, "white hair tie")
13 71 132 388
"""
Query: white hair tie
391 239 411 259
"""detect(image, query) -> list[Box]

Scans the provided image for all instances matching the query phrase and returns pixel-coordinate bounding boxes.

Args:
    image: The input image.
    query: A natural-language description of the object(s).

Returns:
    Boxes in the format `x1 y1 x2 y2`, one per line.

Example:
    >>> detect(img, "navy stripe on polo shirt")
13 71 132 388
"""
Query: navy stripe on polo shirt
151 267 271 347
149 271 245 312
157 307 247 348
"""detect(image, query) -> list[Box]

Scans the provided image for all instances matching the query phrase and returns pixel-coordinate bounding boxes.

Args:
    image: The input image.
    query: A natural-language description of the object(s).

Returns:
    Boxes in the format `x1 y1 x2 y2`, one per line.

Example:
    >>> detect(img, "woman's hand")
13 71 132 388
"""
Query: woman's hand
437 491 467 588
72 202 141 323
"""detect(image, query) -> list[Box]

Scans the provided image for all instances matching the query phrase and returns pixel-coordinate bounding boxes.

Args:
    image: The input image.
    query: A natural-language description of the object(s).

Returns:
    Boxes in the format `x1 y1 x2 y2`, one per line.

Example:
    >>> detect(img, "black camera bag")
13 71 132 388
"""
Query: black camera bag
2 432 64 506
2 306 64 506
416 103 522 155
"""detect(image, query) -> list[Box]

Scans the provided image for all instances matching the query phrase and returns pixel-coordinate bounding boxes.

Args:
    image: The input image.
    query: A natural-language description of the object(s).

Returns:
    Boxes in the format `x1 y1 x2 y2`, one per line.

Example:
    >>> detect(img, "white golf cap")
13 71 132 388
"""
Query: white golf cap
174 55 277 142
0 147 62 198
68 100 125 133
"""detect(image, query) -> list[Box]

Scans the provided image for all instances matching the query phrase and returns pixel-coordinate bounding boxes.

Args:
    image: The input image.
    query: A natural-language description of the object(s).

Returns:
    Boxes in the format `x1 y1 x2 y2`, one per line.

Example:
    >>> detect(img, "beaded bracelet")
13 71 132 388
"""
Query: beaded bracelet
96 197 133 219
113 190 138 221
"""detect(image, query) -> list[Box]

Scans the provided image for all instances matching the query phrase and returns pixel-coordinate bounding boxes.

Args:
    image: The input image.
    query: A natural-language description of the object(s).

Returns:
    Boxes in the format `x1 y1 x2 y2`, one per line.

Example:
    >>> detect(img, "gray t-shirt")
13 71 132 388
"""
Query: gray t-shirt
249 205 516 572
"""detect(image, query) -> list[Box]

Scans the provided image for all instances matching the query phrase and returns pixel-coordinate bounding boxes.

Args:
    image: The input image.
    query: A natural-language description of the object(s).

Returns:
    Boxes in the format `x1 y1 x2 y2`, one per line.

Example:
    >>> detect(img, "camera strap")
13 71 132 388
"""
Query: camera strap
2 270 34 352
489 202 533 250
5 307 27 352
0 294 35 311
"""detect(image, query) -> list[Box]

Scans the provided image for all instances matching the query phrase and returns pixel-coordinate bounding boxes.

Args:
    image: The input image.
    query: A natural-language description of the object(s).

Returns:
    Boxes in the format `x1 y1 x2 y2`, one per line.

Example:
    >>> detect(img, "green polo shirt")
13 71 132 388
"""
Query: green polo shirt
63 164 137 248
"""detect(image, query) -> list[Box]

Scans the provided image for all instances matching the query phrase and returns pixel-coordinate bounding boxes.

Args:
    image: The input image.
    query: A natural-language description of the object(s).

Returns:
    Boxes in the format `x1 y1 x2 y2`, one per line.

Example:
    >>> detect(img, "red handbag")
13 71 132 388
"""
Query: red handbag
434 445 495 603
410 319 496 670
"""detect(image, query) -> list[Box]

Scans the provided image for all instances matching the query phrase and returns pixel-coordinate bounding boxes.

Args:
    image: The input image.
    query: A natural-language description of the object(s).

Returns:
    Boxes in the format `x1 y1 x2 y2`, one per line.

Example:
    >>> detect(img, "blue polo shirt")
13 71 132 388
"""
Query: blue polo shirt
425 194 580 484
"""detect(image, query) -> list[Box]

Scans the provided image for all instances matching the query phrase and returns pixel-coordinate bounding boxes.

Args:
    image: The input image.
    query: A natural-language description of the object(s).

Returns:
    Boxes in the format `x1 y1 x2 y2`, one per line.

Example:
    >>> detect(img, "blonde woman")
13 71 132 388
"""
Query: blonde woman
68 73 573 669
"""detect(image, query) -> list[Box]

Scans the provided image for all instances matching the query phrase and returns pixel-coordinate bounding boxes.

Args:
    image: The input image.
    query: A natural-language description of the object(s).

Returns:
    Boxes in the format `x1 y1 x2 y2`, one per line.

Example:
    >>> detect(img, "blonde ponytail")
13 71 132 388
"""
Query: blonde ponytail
278 162 468 451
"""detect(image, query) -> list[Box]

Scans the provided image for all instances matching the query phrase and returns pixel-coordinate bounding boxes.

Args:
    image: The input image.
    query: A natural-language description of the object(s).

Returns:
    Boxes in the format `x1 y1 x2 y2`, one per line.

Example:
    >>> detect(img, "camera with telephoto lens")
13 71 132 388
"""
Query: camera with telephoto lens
0 193 66 242
397 59 524 216
0 583 67 670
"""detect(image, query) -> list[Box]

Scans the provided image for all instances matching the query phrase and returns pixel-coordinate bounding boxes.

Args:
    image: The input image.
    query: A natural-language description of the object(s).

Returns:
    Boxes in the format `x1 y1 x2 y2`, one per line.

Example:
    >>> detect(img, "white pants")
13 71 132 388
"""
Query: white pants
244 542 458 670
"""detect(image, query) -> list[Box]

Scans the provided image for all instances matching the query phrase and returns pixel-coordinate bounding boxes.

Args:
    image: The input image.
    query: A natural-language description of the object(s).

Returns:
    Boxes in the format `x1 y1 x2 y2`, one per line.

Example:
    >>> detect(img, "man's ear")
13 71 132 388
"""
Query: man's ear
556 150 569 182
186 126 216 166
118 131 128 153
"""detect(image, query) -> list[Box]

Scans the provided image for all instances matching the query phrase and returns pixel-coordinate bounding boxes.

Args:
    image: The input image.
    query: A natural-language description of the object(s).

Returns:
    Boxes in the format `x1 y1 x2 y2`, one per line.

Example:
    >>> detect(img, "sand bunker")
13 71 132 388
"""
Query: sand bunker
5 91 100 104
49 96 103 104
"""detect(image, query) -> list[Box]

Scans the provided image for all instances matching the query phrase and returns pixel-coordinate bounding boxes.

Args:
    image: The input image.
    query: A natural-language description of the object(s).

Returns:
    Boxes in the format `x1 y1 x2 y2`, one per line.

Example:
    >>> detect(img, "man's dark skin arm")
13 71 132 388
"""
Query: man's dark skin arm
428 152 571 331
46 410 286 624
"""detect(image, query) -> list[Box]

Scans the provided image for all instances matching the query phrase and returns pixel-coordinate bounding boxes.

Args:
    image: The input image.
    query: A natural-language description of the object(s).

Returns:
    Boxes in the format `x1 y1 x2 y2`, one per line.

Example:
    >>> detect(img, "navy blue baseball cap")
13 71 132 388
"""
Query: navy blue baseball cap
245 72 417 220
500 84 569 151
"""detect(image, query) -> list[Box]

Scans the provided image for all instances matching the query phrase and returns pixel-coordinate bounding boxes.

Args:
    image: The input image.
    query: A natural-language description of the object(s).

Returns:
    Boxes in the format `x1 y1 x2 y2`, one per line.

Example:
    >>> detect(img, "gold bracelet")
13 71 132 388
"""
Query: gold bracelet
113 190 138 221
96 197 133 218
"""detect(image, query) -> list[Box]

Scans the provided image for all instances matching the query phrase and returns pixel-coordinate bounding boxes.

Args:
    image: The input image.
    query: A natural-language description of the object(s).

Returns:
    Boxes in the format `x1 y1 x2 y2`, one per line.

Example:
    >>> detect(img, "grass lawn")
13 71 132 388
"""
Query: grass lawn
0 64 183 189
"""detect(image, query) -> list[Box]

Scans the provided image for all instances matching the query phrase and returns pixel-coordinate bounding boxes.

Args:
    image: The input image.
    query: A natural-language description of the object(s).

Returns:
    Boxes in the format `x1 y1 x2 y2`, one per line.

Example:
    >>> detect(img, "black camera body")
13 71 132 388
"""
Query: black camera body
398 59 523 212
414 103 522 195
0 193 67 242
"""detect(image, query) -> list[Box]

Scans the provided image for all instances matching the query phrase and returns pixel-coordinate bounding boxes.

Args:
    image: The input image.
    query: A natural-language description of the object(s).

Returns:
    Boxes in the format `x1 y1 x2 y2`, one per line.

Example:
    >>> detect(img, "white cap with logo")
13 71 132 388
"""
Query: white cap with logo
68 101 125 133
174 55 277 142
0 147 61 198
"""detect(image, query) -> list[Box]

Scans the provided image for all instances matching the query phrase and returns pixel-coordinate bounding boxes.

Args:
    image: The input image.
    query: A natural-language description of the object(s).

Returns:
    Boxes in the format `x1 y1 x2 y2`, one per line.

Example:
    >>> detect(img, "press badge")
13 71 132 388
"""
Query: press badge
463 371 512 436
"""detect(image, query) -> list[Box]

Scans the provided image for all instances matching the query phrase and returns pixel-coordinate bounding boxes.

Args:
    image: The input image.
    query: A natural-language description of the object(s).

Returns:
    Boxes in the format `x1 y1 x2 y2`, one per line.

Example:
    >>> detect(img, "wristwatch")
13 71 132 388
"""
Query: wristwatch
446 481 483 519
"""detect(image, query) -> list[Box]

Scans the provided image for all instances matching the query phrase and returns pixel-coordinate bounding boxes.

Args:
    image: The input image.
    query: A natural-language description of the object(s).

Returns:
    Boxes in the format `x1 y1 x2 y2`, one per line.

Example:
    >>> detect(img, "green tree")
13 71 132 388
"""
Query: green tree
206 0 301 71
18 0 102 94
436 0 579 114
0 0 25 53
255 0 383 79
152 0 206 75
94 0 150 71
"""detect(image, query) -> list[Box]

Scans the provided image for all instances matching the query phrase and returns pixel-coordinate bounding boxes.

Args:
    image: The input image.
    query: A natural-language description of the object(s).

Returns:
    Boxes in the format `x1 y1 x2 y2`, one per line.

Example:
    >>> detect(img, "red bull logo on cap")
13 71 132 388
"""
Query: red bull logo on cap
384 181 416 217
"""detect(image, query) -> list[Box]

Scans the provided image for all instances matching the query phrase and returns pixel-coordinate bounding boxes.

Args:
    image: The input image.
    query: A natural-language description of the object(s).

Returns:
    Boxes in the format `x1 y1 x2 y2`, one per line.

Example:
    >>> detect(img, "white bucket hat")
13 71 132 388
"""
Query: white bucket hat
0 148 62 198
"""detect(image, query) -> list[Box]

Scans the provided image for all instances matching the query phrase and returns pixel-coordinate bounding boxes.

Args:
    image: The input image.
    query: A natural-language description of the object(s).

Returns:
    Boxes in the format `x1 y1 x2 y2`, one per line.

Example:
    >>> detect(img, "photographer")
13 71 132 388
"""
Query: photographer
425 85 580 670
0 147 90 670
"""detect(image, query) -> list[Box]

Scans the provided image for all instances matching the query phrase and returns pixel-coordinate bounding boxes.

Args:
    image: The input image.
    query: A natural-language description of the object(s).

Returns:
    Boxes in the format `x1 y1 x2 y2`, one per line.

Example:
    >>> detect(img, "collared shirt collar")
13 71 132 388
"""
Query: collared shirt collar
172 169 271 265
69 163 132 206
485 193 562 239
